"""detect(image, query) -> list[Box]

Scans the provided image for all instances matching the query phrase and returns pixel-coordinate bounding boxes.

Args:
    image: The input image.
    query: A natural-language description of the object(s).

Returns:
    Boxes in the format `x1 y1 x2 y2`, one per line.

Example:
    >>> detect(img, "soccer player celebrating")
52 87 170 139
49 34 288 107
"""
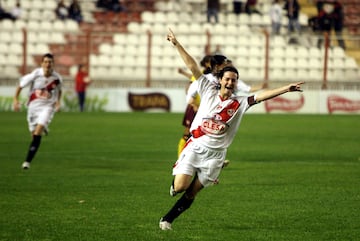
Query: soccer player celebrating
159 29 304 230
177 54 227 157
13 53 63 170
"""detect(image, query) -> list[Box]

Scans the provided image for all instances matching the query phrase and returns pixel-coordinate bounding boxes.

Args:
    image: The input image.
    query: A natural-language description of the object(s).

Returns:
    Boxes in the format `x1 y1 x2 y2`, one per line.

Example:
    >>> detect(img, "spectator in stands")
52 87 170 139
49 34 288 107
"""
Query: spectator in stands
245 0 262 15
68 0 83 23
55 0 69 20
96 0 125 13
207 0 220 24
316 0 346 49
96 0 106 9
10 1 21 20
233 0 245 14
315 0 324 13
74 64 91 112
0 3 16 20
269 0 283 35
332 0 346 49
113 0 126 12
284 0 301 33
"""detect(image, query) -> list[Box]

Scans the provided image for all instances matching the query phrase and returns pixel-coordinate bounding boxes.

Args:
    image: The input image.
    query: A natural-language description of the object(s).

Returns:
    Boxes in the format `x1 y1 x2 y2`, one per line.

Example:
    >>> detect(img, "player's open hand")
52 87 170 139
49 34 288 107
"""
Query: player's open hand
13 100 20 112
55 101 61 112
289 81 305 92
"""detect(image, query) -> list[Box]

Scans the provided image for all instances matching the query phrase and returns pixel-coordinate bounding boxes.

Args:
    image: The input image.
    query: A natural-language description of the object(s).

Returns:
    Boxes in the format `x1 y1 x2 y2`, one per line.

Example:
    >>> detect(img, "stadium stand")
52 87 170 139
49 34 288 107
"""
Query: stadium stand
0 0 359 89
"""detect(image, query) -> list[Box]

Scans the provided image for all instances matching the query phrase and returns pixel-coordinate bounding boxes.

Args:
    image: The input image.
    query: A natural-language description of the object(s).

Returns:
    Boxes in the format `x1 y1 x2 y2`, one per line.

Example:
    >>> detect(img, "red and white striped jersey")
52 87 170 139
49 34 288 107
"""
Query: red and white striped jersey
190 74 257 149
20 68 62 108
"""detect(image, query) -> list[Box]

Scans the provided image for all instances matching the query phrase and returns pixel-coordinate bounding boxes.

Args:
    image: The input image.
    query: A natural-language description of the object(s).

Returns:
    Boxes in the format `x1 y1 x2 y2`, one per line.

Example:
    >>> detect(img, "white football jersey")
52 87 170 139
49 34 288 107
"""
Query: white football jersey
190 75 257 149
20 68 62 108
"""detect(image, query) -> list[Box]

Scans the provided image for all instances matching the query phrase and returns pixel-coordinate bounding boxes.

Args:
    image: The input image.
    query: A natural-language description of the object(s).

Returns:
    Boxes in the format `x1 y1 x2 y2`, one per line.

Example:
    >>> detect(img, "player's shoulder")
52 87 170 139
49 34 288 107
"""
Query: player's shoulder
233 94 258 107
31 67 42 75
52 71 63 81
23 67 42 80
232 93 252 102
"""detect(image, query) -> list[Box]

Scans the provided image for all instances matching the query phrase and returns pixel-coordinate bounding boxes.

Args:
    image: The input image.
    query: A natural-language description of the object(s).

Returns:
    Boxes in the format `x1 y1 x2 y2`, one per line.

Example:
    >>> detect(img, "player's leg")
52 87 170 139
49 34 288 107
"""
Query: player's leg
171 142 197 196
78 92 85 112
22 108 52 169
160 144 199 230
173 173 193 194
160 176 203 230
22 124 44 169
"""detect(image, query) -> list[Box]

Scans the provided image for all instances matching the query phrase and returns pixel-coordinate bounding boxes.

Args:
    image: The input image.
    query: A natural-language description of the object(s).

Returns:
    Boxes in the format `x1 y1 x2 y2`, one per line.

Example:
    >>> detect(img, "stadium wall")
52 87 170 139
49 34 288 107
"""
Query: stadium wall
0 87 359 114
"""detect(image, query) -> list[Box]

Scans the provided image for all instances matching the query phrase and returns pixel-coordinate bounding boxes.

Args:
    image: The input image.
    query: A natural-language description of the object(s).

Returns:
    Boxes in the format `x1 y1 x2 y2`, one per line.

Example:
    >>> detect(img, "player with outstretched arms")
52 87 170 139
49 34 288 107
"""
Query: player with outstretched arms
159 29 304 230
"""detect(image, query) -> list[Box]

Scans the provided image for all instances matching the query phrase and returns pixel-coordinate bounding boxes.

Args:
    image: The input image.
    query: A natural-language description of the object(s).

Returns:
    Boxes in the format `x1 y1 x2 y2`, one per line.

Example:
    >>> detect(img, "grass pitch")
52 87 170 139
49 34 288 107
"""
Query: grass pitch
0 112 359 241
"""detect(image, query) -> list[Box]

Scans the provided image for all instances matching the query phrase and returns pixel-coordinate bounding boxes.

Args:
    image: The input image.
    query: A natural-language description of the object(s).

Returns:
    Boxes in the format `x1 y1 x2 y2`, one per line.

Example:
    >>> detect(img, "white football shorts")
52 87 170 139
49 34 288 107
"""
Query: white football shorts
27 105 55 132
172 140 227 187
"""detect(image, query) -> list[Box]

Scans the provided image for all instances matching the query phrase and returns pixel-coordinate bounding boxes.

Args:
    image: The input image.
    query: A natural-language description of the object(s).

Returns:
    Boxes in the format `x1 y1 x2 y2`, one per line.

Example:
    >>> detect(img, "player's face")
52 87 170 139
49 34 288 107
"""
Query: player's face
41 57 54 76
220 71 237 98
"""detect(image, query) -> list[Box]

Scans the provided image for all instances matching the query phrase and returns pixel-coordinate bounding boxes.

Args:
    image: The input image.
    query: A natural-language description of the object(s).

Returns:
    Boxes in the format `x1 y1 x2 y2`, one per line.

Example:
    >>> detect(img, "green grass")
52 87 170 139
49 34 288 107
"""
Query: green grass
0 112 359 241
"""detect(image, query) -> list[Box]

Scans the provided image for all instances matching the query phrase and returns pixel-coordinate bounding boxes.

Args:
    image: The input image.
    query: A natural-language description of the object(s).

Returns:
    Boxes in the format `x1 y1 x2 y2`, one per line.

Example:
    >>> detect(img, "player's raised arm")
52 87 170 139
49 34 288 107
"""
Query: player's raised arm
167 29 202 80
255 81 304 103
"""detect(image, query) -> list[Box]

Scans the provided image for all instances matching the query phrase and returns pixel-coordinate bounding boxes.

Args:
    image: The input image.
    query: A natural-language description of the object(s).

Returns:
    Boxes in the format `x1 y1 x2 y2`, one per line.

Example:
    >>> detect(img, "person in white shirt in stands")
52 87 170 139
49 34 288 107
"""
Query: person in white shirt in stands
269 0 283 35
11 1 22 20
13 53 62 170
159 29 304 230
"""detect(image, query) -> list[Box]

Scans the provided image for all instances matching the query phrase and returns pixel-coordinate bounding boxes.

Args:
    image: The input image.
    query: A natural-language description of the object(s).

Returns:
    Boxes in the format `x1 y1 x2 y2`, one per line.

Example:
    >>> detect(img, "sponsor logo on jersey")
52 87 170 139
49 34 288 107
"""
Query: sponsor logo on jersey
28 79 60 104
200 118 228 135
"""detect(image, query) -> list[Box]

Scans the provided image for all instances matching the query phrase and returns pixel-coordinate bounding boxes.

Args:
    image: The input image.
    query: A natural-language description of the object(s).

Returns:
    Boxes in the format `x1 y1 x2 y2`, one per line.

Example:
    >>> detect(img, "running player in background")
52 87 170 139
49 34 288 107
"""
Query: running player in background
159 29 304 230
13 53 63 170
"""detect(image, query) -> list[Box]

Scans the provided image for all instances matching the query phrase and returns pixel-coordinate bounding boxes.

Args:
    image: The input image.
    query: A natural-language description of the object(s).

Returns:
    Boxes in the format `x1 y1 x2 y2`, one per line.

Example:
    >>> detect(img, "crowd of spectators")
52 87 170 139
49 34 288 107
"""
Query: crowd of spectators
0 0 349 50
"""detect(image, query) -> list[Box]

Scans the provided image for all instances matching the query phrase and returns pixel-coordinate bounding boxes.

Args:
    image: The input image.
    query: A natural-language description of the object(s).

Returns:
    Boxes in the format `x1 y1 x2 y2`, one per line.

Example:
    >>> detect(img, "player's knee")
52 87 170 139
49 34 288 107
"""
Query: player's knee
173 179 190 193
173 183 187 193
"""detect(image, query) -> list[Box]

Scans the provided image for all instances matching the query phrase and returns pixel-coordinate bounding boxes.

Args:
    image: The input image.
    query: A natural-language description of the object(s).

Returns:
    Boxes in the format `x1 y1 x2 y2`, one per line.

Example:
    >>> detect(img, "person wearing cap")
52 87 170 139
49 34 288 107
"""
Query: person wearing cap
159 29 304 230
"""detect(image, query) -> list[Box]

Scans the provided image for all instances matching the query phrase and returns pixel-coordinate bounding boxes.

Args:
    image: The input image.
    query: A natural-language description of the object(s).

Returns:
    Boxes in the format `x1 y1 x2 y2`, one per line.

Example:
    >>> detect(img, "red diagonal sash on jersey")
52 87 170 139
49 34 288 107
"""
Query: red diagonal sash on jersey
28 79 60 104
192 98 240 138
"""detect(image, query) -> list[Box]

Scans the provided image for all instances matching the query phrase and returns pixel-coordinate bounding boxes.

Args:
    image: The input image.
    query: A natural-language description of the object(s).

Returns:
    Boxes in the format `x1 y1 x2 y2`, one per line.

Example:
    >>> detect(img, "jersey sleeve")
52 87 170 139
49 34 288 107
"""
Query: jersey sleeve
248 95 258 107
19 69 37 88
186 80 199 103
